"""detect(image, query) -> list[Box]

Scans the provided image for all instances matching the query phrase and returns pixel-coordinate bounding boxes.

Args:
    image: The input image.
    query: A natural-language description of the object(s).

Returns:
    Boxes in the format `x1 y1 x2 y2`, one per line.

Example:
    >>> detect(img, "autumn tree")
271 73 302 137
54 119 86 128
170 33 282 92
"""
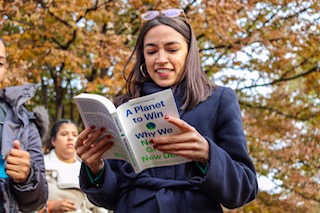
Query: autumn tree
0 0 319 212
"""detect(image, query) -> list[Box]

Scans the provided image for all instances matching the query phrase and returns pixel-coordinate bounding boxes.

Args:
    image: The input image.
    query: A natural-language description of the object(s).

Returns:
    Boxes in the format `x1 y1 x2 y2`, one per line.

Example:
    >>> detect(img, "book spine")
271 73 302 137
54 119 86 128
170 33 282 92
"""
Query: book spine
112 113 140 172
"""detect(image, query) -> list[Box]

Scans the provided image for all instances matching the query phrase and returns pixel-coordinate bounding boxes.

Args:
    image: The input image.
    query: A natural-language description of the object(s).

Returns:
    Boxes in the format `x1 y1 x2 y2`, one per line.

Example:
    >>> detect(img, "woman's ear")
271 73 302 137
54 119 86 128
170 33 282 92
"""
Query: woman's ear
51 138 56 147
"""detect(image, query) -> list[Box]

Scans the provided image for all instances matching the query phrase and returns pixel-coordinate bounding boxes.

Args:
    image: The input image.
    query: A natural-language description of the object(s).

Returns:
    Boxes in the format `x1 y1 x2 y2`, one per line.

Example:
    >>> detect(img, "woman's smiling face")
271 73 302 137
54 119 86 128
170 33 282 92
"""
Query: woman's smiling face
143 24 188 87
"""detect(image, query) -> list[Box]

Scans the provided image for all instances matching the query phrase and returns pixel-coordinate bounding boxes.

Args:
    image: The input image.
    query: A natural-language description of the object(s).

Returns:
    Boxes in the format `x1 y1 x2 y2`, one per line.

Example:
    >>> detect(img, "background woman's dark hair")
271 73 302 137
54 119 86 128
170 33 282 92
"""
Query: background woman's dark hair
118 14 215 111
44 119 77 153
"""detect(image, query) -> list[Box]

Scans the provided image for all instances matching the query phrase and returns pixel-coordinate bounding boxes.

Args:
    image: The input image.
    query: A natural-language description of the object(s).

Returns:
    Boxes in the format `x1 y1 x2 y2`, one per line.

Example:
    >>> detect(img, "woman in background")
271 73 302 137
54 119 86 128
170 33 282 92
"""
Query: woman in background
39 119 109 213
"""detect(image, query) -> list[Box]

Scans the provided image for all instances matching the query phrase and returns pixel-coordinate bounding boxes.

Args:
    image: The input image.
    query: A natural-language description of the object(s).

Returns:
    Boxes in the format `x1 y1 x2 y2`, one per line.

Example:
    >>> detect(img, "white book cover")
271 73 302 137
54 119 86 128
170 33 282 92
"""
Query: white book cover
74 89 191 173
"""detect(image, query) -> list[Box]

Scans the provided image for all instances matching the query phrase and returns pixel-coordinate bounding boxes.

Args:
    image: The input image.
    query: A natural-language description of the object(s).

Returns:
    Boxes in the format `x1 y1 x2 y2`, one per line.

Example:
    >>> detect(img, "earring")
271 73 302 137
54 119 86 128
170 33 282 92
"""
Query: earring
139 63 148 78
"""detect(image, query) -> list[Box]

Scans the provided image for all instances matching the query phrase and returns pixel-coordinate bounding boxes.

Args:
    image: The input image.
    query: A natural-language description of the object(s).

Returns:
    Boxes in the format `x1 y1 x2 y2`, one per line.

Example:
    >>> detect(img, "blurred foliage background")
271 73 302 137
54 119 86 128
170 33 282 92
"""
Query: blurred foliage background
0 0 319 212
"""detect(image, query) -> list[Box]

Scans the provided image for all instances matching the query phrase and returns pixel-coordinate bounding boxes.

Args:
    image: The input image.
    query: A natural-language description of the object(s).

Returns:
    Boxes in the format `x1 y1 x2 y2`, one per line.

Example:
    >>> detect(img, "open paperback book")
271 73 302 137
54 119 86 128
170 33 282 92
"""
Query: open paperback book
73 89 191 174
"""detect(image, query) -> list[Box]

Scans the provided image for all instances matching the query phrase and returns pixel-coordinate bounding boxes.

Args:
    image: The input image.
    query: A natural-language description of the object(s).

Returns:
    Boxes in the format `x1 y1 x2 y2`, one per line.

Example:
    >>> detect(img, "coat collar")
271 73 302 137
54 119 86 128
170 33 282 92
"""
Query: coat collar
0 84 37 108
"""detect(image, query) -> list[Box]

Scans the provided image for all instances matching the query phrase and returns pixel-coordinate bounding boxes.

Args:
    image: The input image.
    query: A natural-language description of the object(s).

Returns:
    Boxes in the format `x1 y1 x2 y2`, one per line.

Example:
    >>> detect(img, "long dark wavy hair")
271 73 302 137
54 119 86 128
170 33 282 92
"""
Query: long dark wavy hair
116 14 215 111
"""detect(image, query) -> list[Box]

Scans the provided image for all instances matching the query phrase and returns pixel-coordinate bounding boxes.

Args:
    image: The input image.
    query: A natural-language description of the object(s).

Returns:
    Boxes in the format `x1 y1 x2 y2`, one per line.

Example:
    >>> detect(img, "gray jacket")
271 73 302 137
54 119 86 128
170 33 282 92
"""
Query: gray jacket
0 84 49 212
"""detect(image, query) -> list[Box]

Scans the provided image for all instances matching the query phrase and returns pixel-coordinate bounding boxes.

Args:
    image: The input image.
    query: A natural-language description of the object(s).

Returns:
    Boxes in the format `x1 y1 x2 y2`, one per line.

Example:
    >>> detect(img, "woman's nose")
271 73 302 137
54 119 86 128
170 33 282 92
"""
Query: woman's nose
156 50 169 64
68 135 77 140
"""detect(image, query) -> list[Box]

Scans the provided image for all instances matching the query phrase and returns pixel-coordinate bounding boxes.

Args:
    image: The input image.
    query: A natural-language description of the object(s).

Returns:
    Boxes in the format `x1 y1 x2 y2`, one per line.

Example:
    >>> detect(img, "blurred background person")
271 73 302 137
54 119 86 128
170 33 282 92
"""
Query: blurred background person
38 119 109 213
0 37 49 212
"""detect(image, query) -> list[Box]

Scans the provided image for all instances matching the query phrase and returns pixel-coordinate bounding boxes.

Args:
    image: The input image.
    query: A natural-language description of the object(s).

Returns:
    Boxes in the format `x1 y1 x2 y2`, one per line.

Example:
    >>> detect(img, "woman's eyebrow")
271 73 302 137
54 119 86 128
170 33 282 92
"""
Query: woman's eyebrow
144 41 180 48
144 43 157 48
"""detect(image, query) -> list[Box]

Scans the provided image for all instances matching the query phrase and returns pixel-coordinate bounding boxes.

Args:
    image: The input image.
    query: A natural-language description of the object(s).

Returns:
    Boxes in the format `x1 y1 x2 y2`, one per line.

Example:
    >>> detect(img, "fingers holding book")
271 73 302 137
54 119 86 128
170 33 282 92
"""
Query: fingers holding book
152 115 209 164
75 126 104 147
75 126 114 173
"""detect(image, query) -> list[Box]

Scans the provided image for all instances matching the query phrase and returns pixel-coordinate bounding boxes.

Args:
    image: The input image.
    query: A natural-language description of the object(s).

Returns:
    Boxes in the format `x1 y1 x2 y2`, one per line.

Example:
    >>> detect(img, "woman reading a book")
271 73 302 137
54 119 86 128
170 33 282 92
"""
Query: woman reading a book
75 8 258 212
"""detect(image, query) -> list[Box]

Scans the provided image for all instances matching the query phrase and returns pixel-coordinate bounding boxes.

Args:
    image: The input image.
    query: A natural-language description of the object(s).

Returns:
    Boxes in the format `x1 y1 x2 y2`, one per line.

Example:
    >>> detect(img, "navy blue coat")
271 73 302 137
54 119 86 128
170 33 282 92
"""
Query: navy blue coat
79 85 258 213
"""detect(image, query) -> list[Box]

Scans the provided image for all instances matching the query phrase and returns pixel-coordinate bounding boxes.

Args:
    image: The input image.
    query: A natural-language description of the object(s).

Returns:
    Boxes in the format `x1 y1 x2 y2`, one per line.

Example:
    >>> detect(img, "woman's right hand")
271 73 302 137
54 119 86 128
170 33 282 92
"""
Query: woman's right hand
75 126 114 174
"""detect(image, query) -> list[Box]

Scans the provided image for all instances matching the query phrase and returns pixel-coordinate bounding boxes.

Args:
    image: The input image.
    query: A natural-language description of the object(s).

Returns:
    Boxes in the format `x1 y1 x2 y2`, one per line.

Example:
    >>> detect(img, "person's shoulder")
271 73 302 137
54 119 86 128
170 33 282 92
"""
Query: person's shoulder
3 83 37 95
206 86 239 107
43 152 51 164
43 150 59 168
210 85 236 97
214 85 235 92
0 84 37 107
32 106 50 140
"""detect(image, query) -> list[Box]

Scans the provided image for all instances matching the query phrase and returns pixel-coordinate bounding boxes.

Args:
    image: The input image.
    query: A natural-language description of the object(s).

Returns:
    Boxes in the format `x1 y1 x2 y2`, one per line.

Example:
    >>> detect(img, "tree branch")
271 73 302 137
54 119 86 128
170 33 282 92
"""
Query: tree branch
239 64 319 90
238 100 316 121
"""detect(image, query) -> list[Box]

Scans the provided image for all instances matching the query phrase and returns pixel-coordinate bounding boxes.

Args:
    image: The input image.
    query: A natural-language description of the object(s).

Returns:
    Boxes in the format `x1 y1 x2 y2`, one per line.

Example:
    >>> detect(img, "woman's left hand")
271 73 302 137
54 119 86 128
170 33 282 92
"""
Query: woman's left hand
151 115 209 164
